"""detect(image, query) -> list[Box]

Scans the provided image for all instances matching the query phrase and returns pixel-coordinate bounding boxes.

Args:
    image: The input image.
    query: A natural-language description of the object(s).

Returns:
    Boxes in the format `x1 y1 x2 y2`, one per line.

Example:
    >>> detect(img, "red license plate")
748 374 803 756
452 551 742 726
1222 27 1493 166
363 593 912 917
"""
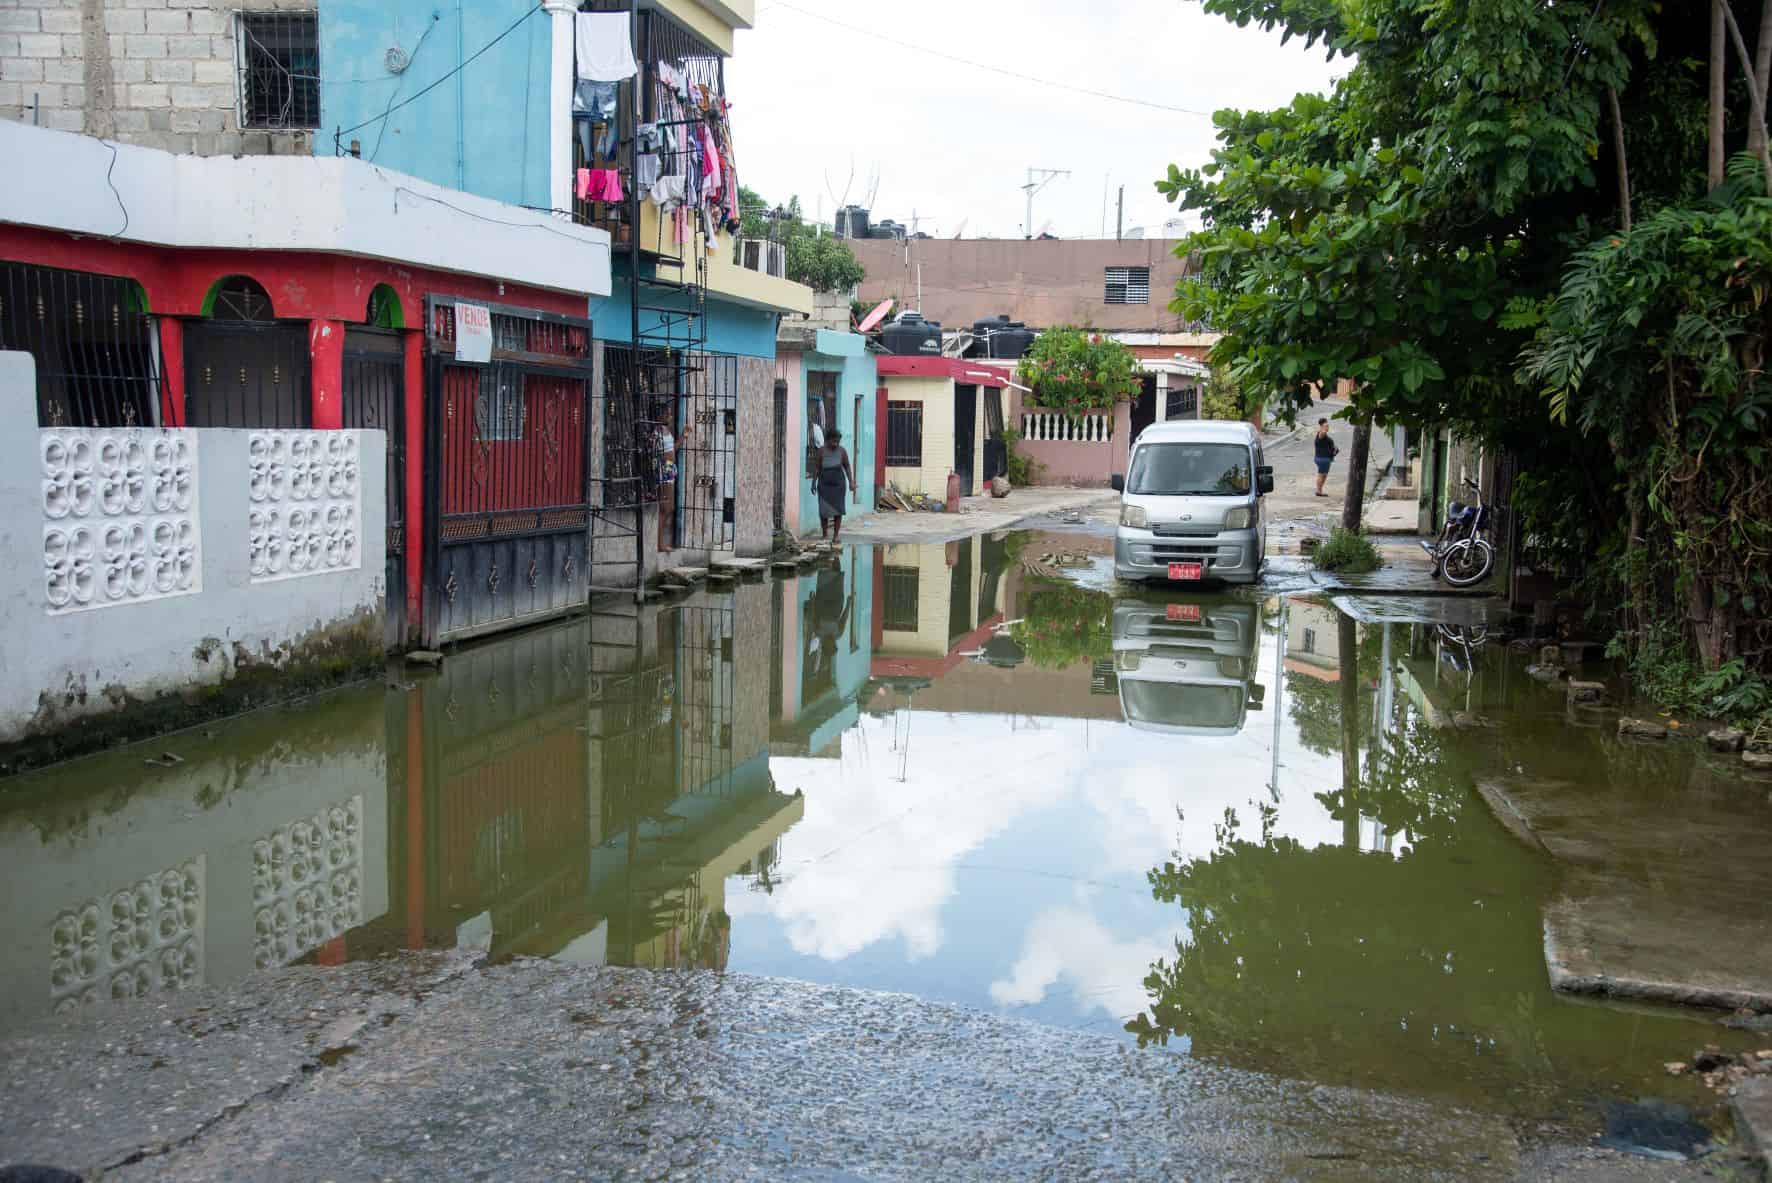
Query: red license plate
1166 603 1201 622
1167 562 1203 581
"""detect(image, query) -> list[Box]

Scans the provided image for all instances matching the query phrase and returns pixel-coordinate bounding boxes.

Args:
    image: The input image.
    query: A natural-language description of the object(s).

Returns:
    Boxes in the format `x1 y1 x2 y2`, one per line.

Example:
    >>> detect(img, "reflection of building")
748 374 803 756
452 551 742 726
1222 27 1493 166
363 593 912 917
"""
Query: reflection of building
1284 599 1343 681
0 690 390 1033
870 534 1012 680
771 552 876 758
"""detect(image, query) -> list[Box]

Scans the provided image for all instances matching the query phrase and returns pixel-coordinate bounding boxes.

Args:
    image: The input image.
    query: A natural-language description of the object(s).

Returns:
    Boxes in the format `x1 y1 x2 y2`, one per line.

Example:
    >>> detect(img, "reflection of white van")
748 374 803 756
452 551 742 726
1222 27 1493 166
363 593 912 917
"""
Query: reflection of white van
1111 420 1273 585
1112 598 1265 736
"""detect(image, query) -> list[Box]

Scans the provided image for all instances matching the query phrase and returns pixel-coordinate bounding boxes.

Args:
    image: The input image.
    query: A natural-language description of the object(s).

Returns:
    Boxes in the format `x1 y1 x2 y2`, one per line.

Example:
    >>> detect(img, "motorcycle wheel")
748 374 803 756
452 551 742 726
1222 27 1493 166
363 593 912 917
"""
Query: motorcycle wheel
1442 539 1494 587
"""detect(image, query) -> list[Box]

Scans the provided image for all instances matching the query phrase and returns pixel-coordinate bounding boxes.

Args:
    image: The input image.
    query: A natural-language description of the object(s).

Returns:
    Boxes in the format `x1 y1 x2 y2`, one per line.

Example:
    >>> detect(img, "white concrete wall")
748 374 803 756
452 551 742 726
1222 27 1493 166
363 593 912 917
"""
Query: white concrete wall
0 119 613 299
0 352 386 751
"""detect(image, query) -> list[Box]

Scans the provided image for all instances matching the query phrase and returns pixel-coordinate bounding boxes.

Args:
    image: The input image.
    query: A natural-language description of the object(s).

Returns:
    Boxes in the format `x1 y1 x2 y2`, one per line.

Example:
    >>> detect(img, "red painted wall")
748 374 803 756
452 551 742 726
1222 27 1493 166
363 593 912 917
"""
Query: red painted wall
0 223 587 321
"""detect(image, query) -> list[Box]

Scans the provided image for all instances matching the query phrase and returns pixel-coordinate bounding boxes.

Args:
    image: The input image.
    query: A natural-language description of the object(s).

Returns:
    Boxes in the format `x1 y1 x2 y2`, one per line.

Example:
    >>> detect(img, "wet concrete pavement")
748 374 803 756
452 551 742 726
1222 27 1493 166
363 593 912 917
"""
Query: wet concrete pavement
0 956 1742 1182
4 532 1770 1179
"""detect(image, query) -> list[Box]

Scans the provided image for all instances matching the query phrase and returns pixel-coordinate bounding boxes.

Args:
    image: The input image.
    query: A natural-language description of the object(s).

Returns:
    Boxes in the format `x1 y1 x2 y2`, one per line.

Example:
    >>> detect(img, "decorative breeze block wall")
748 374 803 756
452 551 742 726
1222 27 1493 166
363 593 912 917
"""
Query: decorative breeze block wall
248 432 363 582
41 430 202 614
50 858 206 1014
251 796 364 969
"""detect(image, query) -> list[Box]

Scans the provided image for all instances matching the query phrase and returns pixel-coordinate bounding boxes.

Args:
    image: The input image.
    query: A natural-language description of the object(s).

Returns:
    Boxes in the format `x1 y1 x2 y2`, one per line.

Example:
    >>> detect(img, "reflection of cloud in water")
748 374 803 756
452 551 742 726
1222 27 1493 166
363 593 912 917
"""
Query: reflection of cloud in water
744 699 1350 993
990 905 1167 1023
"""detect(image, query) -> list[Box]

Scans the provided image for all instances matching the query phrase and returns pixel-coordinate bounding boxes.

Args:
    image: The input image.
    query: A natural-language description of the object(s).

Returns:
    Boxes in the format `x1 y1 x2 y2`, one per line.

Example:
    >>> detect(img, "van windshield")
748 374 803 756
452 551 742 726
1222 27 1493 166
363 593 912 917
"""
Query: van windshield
1127 443 1252 496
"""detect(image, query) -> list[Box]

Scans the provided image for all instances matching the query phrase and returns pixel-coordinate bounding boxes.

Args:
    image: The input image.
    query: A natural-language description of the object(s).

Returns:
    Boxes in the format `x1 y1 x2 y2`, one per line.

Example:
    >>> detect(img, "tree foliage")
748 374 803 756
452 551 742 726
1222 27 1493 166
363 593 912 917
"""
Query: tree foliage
1165 0 1771 684
1016 327 1142 416
737 188 866 294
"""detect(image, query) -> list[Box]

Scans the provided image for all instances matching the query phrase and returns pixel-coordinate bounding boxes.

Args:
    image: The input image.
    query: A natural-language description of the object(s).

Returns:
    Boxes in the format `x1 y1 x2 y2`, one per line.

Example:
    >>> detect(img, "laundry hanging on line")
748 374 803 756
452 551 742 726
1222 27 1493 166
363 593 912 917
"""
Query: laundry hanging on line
575 12 638 82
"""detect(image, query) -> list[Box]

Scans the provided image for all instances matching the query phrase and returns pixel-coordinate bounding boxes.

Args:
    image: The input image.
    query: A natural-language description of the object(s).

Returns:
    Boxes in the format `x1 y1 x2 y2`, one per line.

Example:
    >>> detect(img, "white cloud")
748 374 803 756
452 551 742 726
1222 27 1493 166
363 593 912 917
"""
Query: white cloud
989 904 1168 1023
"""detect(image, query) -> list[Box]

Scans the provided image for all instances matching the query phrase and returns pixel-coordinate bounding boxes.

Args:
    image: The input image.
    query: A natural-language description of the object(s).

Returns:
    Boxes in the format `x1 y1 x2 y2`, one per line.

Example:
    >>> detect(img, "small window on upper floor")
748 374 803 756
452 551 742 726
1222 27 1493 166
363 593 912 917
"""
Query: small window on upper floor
1104 266 1151 305
239 12 320 130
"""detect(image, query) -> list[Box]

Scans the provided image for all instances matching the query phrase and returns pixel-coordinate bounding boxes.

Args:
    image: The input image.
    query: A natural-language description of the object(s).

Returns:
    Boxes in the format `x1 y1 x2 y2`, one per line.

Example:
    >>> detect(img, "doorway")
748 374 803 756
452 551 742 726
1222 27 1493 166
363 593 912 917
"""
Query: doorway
1130 374 1158 442
953 383 977 496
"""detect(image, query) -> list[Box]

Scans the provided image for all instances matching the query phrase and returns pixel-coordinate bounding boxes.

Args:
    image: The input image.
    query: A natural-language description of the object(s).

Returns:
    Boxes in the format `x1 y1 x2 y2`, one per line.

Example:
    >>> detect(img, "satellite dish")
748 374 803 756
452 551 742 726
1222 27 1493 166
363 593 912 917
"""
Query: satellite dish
856 297 895 334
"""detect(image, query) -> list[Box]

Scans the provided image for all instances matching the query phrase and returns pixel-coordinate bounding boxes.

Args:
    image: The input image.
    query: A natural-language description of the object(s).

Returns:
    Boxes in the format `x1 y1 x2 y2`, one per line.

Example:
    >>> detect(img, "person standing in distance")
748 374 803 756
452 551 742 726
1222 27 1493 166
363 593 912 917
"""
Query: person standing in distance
1313 418 1338 497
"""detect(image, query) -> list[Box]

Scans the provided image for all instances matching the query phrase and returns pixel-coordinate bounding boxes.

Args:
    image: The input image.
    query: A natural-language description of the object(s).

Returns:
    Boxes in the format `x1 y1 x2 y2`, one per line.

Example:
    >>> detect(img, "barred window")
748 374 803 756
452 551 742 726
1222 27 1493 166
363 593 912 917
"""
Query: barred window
239 12 320 130
885 401 923 466
1104 266 1150 305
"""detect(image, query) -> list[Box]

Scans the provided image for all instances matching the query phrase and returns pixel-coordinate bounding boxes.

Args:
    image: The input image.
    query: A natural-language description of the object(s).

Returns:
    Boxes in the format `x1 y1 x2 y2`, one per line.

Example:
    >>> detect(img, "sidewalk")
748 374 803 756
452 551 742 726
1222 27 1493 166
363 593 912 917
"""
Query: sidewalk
835 486 1118 545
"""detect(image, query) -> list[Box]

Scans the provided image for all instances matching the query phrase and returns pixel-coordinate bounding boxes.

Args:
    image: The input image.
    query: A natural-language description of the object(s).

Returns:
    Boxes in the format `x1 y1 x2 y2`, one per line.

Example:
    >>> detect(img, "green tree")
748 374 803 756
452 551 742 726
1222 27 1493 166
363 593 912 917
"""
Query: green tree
1164 0 1771 685
738 188 865 294
1016 327 1142 417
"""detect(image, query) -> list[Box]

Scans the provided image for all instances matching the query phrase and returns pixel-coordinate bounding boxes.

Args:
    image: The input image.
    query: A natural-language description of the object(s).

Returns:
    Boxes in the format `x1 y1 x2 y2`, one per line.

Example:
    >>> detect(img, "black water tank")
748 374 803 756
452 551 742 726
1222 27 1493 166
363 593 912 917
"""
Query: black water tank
837 205 869 239
881 312 942 356
970 315 1036 360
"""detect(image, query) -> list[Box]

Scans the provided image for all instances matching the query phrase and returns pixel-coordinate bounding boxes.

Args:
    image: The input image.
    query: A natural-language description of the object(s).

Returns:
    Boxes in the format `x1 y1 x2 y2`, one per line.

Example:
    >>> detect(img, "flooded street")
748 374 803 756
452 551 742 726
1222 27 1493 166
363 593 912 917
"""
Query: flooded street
4 530 1767 1174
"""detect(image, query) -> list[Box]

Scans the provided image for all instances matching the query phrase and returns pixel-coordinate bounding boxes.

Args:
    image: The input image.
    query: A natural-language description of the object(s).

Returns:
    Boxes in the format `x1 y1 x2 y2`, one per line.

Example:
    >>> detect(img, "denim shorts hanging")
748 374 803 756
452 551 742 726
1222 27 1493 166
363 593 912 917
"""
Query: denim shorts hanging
572 79 619 122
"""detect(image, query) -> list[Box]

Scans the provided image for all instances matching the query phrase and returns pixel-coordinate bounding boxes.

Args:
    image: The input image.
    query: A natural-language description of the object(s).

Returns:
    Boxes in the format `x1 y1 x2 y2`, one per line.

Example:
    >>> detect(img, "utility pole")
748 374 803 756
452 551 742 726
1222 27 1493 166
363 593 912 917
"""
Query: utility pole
1021 166 1070 239
1116 186 1124 241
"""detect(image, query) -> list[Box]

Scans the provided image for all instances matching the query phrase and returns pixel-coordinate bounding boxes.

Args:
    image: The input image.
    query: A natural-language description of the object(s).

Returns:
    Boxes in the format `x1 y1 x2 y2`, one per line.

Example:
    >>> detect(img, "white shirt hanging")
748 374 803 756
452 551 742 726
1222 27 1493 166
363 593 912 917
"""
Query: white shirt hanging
575 12 637 82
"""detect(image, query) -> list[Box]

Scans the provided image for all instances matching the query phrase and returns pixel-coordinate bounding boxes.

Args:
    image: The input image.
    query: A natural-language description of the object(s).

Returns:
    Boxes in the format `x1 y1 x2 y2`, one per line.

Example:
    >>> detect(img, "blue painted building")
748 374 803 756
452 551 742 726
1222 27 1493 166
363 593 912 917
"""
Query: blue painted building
777 326 878 537
316 1 823 562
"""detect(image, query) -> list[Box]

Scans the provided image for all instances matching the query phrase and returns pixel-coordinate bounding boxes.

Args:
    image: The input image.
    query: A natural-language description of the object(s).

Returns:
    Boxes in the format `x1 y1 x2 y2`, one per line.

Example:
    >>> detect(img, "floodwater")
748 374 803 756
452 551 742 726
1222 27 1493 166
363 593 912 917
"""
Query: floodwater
1 530 1760 1128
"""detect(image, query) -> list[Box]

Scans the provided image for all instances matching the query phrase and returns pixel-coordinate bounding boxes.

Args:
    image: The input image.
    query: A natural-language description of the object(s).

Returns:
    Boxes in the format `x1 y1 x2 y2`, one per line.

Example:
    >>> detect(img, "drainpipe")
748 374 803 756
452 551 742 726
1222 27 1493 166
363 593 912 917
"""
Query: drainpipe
542 0 578 217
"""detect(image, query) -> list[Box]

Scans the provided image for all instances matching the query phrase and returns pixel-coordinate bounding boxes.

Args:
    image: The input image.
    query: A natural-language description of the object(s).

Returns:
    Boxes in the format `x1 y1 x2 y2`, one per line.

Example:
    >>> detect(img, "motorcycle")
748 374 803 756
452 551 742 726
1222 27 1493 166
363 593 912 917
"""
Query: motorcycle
1421 476 1496 587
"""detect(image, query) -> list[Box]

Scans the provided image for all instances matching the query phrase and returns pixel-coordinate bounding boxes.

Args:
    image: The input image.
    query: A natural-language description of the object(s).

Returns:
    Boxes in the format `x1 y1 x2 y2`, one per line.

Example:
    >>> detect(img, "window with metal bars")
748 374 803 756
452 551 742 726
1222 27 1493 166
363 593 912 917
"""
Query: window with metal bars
1 261 163 428
881 566 920 632
1104 266 1151 305
885 401 923 466
1165 385 1198 418
238 12 320 130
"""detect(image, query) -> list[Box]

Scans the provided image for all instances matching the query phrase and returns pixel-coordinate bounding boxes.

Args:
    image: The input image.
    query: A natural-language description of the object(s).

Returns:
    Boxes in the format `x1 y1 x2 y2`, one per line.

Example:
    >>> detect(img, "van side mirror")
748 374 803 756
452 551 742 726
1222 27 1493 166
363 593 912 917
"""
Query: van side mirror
1110 474 1125 493
1256 466 1275 495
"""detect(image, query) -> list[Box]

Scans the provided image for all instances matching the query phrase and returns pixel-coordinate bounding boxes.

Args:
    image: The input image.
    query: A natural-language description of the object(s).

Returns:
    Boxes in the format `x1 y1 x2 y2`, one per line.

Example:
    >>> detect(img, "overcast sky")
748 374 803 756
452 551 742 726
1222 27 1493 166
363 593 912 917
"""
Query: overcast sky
725 0 1346 241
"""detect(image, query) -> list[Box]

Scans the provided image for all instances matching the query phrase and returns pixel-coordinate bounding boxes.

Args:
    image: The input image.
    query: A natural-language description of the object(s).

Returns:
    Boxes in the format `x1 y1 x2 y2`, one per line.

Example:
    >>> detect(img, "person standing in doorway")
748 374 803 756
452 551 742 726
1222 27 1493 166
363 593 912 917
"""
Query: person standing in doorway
812 429 857 545
1313 418 1338 497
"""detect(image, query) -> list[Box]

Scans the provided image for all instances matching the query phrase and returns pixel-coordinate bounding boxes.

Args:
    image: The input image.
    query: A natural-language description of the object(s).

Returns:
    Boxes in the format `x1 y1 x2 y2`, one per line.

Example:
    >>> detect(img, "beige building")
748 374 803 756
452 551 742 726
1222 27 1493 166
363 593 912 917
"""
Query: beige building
851 237 1198 332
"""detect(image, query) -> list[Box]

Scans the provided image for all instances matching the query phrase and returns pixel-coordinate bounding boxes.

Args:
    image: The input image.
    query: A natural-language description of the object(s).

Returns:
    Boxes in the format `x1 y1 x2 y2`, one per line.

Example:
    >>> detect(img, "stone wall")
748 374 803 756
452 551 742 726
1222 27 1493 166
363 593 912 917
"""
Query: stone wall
0 352 386 770
1 0 314 156
734 355 773 557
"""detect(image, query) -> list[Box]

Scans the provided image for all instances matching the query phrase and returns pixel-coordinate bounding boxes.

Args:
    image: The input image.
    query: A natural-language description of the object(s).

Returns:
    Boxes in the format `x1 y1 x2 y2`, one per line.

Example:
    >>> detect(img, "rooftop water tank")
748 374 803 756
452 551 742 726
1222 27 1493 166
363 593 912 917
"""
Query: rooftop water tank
880 312 942 356
970 315 1036 360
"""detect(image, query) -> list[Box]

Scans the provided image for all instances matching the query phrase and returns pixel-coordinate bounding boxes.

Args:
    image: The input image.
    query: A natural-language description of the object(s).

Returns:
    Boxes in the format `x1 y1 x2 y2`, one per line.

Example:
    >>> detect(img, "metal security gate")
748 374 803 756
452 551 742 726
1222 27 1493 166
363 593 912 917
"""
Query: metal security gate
676 352 738 551
422 297 594 646
2 261 166 428
184 321 311 427
341 328 407 650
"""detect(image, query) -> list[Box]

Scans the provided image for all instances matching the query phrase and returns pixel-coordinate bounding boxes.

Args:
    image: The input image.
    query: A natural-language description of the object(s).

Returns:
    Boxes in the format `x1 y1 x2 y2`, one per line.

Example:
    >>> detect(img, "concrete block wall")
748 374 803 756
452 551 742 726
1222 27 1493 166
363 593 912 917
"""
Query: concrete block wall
1 0 314 156
0 353 386 767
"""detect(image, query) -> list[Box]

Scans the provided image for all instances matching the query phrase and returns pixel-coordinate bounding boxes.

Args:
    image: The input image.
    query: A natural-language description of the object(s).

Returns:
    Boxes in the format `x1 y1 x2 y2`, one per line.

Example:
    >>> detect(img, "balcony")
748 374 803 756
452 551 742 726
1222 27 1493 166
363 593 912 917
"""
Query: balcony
569 4 810 316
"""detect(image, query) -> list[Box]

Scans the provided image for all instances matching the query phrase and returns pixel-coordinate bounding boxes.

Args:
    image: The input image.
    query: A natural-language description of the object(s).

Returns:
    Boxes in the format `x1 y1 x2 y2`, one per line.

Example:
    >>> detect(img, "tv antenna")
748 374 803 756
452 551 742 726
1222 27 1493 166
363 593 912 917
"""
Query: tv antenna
1021 166 1070 239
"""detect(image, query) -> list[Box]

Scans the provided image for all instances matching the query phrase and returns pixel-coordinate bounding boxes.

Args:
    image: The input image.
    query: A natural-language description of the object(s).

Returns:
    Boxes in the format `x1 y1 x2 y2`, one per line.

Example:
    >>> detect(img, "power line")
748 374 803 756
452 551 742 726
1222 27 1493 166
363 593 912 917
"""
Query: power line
761 0 1213 118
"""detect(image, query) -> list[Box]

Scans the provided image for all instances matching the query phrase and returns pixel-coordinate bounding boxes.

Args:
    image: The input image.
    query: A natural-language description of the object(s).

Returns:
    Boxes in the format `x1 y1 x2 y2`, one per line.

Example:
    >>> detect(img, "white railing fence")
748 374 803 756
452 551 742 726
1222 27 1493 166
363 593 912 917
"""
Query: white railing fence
1019 411 1114 443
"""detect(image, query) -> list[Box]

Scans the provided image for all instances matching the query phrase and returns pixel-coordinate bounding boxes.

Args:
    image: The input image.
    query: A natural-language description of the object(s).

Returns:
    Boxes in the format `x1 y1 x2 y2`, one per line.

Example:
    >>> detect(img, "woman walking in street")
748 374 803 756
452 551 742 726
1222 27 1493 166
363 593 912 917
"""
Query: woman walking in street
812 429 858 545
1313 418 1338 497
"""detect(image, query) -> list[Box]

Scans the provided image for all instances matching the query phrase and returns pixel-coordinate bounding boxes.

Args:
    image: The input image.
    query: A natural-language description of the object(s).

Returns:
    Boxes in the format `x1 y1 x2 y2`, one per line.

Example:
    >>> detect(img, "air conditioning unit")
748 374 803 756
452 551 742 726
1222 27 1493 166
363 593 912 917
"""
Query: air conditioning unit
738 239 786 278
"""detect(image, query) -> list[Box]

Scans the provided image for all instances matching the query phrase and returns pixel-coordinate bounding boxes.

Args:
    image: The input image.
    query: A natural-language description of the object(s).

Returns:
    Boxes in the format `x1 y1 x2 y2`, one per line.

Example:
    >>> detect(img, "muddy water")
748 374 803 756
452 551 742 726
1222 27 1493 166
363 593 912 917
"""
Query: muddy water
0 533 1759 1125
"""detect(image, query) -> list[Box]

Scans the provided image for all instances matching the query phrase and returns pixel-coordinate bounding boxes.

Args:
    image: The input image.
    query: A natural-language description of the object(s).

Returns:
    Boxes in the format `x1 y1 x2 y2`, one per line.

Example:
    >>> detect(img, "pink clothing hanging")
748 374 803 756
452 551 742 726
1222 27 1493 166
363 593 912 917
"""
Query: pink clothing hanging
700 126 721 190
576 168 624 203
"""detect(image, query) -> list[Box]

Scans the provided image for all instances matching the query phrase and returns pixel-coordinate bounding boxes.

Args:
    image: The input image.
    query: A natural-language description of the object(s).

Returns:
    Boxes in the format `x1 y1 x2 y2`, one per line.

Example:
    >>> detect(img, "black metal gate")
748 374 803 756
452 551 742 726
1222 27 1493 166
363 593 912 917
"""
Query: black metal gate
422 296 595 646
183 321 311 427
341 328 407 650
1 261 166 428
676 352 738 551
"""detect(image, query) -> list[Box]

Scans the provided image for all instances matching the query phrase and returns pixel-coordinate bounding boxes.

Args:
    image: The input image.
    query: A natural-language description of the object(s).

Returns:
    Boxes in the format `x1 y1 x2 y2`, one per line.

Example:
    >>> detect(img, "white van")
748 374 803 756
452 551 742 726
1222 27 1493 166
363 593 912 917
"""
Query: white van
1111 420 1273 585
